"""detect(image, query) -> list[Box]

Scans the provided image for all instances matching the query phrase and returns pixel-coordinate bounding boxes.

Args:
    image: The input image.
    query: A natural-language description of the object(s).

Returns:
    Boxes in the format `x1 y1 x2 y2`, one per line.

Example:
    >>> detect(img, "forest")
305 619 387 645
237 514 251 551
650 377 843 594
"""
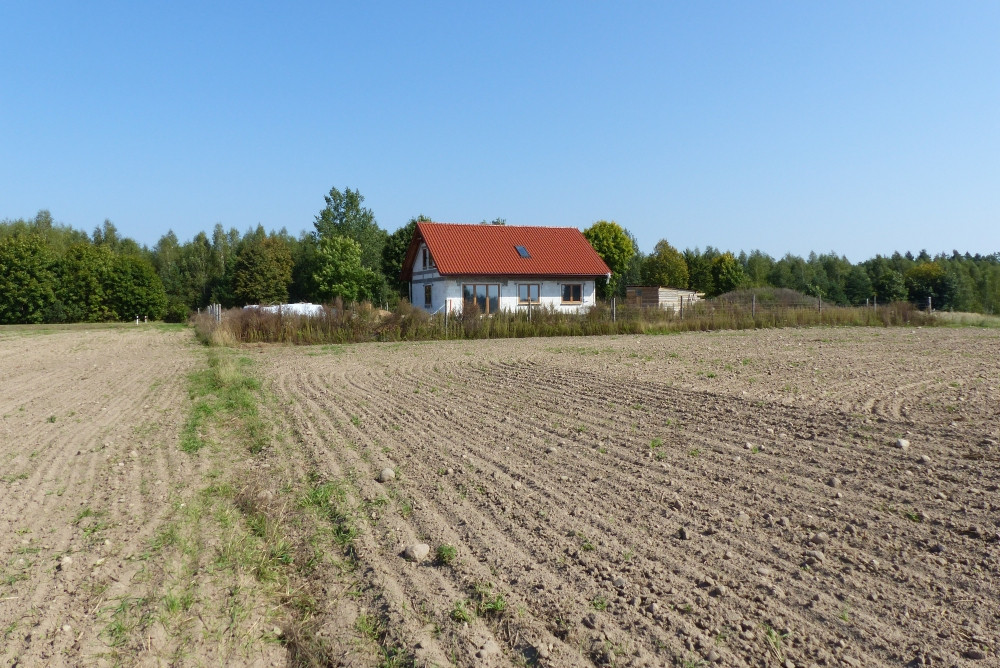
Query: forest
1 185 998 324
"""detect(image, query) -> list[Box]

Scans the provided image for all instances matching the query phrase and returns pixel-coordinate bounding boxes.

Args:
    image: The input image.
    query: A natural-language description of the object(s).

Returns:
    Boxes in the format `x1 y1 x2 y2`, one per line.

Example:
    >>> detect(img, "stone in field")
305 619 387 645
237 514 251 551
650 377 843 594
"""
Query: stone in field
896 438 910 450
377 468 396 483
402 543 430 562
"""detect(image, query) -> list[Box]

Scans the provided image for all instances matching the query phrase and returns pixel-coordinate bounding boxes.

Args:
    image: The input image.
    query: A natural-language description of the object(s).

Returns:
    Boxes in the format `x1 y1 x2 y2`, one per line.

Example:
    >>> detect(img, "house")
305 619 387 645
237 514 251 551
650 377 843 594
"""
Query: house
400 222 611 314
625 285 703 312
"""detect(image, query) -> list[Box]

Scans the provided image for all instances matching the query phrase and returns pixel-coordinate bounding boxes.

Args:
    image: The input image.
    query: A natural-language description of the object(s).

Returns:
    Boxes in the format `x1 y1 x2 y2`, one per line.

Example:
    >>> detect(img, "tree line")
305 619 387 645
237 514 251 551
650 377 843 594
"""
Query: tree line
2 187 998 324
582 221 1000 313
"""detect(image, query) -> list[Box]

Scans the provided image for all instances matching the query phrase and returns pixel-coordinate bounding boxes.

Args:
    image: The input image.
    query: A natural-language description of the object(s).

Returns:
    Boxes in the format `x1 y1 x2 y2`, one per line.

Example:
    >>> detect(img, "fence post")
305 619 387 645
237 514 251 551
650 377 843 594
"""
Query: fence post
752 293 756 318
612 297 616 322
928 296 932 312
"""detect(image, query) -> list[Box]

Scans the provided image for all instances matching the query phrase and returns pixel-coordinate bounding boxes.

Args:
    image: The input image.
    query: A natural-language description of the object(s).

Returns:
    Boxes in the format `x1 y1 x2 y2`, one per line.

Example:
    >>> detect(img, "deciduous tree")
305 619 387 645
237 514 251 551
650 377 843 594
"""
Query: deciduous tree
232 234 293 305
583 220 634 299
641 239 688 288
314 235 377 303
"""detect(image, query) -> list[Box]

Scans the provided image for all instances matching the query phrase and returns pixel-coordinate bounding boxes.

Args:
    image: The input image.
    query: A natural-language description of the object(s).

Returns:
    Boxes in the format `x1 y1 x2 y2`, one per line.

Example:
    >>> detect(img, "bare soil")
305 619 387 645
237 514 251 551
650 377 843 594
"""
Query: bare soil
0 326 284 667
2 325 998 667
258 326 999 667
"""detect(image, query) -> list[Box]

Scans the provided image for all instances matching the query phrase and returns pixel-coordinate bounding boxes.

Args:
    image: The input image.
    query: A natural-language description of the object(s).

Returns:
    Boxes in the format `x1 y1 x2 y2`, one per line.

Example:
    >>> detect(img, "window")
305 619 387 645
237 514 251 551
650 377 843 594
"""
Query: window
518 284 540 304
424 284 432 308
515 245 531 259
421 248 427 270
462 283 500 314
561 284 582 304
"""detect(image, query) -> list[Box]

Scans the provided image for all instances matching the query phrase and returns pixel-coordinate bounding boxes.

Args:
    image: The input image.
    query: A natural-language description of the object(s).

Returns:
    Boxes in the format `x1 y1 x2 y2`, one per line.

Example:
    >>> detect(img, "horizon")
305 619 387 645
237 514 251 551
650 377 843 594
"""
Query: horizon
2 2 998 263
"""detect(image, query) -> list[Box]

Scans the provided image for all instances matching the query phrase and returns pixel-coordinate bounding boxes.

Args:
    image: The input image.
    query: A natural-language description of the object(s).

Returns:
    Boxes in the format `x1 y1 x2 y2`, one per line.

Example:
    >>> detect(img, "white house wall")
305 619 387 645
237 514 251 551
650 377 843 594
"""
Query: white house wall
410 275 598 315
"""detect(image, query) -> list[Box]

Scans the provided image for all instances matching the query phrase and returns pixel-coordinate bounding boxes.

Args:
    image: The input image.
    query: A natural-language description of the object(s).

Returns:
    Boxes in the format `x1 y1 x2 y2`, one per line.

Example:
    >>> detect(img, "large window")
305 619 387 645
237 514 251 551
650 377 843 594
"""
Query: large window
518 284 540 305
462 284 500 314
424 284 432 308
561 284 582 304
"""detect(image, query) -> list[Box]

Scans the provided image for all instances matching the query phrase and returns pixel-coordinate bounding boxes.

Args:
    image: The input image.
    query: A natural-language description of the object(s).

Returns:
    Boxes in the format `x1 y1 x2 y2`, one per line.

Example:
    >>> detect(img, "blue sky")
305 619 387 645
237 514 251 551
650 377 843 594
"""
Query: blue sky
2 1 997 261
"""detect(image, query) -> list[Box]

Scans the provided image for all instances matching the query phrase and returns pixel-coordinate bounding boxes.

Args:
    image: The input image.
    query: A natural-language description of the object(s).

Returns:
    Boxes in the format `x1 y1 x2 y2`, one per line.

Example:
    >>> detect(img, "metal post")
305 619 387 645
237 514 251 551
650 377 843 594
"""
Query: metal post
928 296 932 312
612 297 616 322
752 293 756 318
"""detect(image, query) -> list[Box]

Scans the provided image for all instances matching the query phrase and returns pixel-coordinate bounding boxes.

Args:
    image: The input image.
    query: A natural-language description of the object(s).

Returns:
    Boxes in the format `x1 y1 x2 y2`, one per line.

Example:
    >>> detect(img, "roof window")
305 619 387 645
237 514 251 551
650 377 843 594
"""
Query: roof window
515 245 531 259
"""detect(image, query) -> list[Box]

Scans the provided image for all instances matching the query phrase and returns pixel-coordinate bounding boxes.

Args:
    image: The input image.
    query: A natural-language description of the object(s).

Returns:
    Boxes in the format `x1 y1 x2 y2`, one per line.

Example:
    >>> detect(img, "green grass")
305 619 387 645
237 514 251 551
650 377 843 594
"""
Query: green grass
450 600 473 623
181 350 267 454
435 544 457 566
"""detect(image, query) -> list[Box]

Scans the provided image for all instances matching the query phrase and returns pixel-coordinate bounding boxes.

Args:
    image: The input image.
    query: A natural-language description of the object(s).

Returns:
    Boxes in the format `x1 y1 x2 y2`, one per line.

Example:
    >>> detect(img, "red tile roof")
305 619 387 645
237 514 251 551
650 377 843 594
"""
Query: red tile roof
402 222 611 279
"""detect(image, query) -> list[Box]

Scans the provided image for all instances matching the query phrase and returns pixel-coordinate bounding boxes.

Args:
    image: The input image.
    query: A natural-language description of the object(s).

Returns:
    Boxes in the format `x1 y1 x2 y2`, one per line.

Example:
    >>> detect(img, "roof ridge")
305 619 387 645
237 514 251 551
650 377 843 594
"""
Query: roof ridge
418 221 583 230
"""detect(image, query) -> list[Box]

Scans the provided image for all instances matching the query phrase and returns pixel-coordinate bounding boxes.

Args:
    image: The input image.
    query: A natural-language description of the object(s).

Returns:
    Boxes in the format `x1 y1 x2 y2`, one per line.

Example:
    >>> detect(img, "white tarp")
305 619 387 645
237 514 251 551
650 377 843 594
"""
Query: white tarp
242 303 325 317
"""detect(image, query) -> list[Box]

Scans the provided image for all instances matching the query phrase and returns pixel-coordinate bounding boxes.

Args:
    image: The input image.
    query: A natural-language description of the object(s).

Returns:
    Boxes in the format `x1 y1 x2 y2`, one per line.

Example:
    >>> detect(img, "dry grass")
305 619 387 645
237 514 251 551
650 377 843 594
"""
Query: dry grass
193 299 935 346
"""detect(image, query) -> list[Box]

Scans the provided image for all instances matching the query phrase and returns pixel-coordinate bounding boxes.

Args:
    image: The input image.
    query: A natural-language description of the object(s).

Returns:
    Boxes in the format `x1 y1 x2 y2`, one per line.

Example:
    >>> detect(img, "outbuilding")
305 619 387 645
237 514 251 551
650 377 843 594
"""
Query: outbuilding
625 286 703 312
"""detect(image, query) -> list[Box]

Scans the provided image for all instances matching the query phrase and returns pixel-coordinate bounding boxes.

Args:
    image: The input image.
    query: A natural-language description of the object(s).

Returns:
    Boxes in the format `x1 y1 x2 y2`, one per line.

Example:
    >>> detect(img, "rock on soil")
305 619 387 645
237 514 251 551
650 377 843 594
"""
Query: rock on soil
402 543 430 562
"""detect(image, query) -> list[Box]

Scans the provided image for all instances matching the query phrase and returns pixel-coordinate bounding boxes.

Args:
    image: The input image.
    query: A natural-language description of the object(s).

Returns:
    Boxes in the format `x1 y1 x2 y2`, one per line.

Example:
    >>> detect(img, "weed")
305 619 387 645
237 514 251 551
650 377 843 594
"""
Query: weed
591 595 609 611
450 600 473 623
46 415 56 423
763 624 789 662
688 448 702 457
435 544 457 566
472 582 506 618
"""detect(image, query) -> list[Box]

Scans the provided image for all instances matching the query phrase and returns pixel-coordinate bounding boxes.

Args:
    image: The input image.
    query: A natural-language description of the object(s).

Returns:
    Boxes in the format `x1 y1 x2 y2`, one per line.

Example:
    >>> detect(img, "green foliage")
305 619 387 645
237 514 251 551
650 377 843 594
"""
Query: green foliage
844 265 874 304
905 261 947 308
868 259 908 303
54 242 116 321
381 217 428 298
709 252 745 296
684 247 719 295
314 235 378 303
314 186 387 272
583 220 635 299
642 239 689 288
0 234 56 324
108 254 168 320
232 233 293 305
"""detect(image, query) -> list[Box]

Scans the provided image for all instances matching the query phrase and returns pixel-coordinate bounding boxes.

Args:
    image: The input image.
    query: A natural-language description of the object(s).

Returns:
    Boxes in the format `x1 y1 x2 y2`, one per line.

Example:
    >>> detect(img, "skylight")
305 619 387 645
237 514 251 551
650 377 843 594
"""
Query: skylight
515 245 531 259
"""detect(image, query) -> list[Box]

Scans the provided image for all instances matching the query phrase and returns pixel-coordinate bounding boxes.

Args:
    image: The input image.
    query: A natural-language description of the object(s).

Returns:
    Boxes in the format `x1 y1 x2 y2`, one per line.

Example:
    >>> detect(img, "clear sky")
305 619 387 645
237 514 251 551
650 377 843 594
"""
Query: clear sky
2 2 997 261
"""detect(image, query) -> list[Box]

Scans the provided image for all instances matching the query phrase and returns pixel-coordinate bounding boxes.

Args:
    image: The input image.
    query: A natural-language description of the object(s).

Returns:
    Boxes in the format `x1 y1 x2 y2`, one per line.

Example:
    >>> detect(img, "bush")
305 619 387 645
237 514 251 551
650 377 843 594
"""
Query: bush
163 299 192 323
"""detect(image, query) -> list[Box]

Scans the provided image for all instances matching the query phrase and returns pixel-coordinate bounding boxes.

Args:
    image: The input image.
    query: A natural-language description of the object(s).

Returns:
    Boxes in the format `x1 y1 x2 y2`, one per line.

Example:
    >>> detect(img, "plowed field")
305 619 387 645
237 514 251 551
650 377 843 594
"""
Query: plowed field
2 325 998 667
259 326 999 667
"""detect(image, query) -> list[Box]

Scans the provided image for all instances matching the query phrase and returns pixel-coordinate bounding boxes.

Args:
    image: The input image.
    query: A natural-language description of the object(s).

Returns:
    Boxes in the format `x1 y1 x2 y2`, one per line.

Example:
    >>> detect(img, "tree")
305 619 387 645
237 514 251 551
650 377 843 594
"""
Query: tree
0 234 56 324
641 239 688 288
55 243 117 321
107 254 168 320
232 234 293 305
582 220 635 299
382 216 429 299
314 235 377 303
866 257 908 303
743 250 775 288
684 247 717 295
314 186 387 271
844 265 874 304
709 252 745 296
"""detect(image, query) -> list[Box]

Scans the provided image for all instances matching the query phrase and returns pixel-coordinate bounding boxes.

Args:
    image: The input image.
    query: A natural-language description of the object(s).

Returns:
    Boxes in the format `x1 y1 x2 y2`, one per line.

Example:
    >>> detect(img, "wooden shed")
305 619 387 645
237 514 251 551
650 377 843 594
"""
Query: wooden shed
625 286 703 311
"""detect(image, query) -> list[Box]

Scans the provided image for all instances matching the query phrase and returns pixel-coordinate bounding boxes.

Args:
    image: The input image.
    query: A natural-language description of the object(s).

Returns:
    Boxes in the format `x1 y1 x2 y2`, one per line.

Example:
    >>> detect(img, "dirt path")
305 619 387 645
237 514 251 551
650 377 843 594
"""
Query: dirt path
258 327 999 667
